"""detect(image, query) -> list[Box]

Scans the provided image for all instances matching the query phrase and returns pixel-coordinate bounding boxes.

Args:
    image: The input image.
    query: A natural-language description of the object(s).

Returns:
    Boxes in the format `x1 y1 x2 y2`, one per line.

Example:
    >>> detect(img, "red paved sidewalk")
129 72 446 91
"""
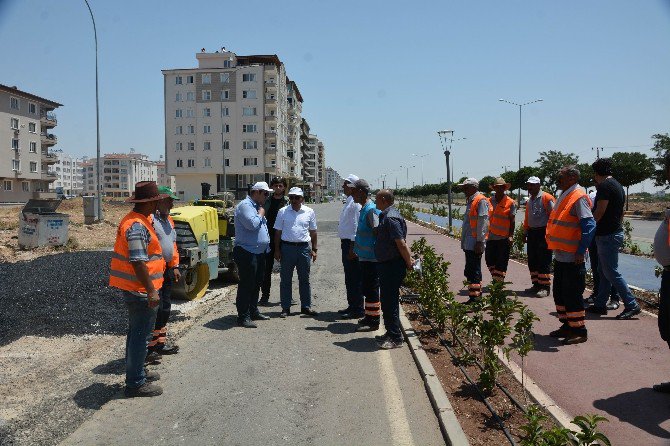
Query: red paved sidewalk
406 221 670 445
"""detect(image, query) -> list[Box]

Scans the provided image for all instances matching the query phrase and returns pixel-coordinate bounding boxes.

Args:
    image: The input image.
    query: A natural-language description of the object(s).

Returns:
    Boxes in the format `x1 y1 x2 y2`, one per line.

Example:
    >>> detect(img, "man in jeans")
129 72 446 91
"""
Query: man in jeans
373 189 415 349
233 181 274 328
586 158 641 319
337 174 363 318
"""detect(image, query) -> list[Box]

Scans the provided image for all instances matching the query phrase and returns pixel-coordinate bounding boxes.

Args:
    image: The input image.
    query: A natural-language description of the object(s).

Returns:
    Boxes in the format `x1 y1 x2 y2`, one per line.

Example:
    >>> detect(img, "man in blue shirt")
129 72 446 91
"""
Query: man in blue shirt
233 181 274 328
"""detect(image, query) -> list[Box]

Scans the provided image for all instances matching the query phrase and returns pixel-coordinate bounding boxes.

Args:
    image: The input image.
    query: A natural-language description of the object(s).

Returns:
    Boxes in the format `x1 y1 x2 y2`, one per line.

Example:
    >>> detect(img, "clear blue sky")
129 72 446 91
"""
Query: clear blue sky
1 0 669 191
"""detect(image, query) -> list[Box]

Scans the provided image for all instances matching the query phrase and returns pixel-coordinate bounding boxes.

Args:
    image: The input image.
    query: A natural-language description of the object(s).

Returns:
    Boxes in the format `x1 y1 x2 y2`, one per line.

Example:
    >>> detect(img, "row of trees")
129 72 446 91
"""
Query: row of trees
396 133 670 208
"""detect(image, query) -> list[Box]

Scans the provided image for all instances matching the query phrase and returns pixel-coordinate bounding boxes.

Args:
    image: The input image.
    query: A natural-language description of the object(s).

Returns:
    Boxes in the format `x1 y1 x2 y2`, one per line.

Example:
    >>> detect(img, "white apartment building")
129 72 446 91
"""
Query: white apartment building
303 133 325 201
162 48 304 200
325 167 343 196
0 84 61 202
156 160 176 190
49 150 84 196
82 150 158 198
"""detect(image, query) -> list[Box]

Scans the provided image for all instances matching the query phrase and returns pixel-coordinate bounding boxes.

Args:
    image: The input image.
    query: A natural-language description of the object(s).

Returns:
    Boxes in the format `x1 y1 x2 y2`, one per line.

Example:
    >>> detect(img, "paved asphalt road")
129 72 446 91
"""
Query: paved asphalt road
62 202 444 446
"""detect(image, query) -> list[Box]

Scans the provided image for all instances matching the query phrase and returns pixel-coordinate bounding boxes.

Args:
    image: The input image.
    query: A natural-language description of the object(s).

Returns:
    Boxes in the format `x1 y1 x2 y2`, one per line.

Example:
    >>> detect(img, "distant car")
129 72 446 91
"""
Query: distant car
341 198 347 204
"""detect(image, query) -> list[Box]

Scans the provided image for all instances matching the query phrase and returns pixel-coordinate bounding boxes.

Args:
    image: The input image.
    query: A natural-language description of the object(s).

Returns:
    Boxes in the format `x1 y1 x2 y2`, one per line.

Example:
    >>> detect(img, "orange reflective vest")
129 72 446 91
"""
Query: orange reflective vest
150 214 180 268
523 192 556 230
489 195 514 237
546 188 590 253
468 193 490 238
109 211 165 293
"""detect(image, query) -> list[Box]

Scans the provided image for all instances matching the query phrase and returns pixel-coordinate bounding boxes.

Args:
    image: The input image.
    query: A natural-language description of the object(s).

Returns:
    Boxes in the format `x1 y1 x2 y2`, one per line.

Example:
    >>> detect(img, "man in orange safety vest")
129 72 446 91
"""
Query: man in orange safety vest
459 178 490 303
485 177 516 284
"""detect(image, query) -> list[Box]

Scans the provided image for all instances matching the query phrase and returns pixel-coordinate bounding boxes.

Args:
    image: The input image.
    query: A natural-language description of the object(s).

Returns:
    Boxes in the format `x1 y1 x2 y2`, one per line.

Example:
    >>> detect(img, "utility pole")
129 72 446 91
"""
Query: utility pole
592 147 604 159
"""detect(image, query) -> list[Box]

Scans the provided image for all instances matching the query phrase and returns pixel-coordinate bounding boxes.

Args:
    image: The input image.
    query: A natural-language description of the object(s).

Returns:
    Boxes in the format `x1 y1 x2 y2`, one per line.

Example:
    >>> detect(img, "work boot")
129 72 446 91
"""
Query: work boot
356 317 380 332
378 338 404 350
616 305 641 320
251 312 270 321
237 318 257 328
144 369 160 382
562 333 588 345
259 296 270 306
549 324 571 338
124 382 163 398
338 307 352 314
144 351 161 365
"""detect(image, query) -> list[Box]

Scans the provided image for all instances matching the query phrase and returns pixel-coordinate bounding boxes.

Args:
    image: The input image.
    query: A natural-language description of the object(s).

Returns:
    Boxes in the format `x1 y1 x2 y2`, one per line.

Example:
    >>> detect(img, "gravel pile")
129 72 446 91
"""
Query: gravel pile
0 250 126 347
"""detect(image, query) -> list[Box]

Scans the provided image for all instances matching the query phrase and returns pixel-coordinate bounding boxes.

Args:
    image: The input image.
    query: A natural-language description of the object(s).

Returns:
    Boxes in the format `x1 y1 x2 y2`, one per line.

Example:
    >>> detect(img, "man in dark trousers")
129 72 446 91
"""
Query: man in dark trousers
485 177 516 284
260 177 288 305
338 174 363 318
586 157 641 319
523 176 555 297
373 189 415 349
653 154 670 393
459 178 490 303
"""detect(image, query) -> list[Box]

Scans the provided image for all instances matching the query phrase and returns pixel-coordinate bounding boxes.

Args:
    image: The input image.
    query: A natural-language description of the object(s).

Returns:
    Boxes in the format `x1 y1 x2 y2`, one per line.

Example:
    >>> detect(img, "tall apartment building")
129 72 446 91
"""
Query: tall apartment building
162 48 304 200
49 150 84 196
156 160 176 190
325 167 343 196
303 133 325 201
82 150 158 198
0 84 61 202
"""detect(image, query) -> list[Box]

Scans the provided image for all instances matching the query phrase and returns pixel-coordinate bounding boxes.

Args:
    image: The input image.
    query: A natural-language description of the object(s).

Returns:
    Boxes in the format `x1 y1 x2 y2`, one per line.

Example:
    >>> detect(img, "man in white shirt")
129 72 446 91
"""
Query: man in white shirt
274 187 318 318
337 174 363 318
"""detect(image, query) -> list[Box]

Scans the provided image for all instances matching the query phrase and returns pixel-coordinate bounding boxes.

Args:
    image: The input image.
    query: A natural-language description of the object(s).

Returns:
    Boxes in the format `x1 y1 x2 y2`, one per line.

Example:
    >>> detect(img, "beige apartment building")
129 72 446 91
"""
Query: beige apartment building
303 133 325 201
162 48 305 200
325 167 343 196
156 160 176 190
0 84 61 202
82 150 158 198
49 151 84 196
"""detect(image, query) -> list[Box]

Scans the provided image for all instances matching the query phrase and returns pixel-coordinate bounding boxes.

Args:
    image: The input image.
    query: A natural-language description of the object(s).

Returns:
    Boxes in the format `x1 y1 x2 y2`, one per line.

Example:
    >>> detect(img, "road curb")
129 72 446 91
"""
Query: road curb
399 307 470 446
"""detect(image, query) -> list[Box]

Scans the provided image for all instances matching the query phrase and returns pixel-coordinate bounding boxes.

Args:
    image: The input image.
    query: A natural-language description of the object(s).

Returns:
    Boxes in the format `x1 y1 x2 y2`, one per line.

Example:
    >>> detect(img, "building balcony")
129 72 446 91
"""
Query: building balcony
40 111 57 128
265 131 277 139
265 145 277 154
41 171 58 181
41 151 58 164
265 96 277 104
41 133 57 146
265 114 277 122
32 191 57 199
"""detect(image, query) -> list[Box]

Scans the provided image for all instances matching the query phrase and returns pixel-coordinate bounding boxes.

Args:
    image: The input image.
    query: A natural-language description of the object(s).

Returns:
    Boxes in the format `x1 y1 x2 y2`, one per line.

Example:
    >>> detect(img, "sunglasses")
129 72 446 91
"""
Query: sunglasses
288 195 302 200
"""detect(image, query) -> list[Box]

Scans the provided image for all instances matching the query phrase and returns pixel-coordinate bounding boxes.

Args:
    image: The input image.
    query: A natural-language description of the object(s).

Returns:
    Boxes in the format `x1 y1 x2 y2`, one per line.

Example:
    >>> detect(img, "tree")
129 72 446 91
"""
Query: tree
651 133 670 187
535 150 580 194
452 176 468 194
479 175 496 194
576 162 595 190
611 151 655 210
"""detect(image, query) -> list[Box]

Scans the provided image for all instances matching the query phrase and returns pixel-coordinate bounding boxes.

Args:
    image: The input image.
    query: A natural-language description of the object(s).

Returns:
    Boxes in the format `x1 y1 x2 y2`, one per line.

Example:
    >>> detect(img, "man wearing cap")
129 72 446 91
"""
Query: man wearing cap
486 177 516 284
546 166 595 345
459 178 490 303
351 179 382 331
523 177 556 297
147 186 182 355
233 181 274 328
109 181 169 398
338 174 363 318
260 176 289 305
274 187 319 318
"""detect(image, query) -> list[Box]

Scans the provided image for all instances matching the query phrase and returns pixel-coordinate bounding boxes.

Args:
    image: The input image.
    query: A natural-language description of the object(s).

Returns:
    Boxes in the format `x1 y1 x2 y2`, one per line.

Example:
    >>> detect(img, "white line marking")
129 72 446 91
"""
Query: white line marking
377 349 415 445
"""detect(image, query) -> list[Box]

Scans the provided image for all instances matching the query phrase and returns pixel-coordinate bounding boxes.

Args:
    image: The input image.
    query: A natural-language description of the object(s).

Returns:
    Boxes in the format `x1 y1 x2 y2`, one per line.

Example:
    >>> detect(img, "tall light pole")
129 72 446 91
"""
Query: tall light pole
84 0 102 221
400 165 415 188
441 136 466 191
499 98 543 200
411 153 429 186
437 130 455 230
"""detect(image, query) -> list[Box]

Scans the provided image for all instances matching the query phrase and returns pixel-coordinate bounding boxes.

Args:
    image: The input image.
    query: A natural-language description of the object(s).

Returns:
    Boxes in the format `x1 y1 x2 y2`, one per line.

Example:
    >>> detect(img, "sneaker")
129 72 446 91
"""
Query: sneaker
144 351 161 365
606 300 621 311
301 307 319 317
379 338 404 349
562 333 588 345
375 333 390 343
616 305 641 320
535 289 550 298
279 309 290 318
237 318 257 328
124 382 163 398
144 370 160 382
356 323 380 332
585 305 607 315
154 344 179 355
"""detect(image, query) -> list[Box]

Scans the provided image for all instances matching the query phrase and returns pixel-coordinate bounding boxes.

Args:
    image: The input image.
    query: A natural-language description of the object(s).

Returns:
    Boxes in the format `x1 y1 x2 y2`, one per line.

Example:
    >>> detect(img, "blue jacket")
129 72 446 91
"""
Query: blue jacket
354 201 381 261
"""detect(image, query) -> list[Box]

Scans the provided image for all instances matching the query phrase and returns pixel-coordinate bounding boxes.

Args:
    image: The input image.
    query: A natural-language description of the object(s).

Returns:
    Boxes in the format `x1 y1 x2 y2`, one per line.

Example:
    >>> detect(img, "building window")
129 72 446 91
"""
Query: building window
242 107 257 116
186 109 194 118
188 159 195 167
188 142 195 151
203 125 211 134
220 73 230 83
29 142 37 153
203 108 211 117
10 97 19 110
30 162 37 173
176 125 183 134
175 142 183 151
22 181 30 192
187 75 194 84
12 160 20 171
204 158 211 167
204 141 211 150
222 107 229 116
29 103 36 114
11 118 19 129
176 159 183 167
223 140 230 150
243 157 258 166
202 90 211 100
188 125 195 134
223 60 232 68
242 73 256 82
243 140 258 150
12 139 19 150
270 158 276 167
242 90 256 99
28 122 36 133
175 109 182 118
202 73 211 84
187 91 195 101
175 92 182 101
221 90 230 100
242 124 257 133
176 76 183 84
224 158 230 167
3 180 12 191
223 124 230 133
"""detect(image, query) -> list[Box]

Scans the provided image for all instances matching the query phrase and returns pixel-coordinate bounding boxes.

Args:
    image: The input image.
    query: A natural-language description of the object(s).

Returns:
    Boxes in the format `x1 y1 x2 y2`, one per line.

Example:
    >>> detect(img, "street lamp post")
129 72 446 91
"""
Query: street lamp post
437 130 455 230
400 165 415 188
411 153 429 186
84 0 102 221
499 98 543 200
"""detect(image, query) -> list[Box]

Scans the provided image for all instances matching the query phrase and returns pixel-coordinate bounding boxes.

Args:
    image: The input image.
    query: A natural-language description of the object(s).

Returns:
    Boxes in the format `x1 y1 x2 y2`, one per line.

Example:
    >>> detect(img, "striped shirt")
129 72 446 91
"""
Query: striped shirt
126 222 151 262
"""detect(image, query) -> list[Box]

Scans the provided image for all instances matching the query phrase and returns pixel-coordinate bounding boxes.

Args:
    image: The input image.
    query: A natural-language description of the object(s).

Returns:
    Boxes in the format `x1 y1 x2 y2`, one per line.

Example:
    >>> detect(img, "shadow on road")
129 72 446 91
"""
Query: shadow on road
73 382 123 410
92 357 125 375
305 322 358 335
333 337 379 352
204 315 239 331
593 387 670 440
531 334 561 353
